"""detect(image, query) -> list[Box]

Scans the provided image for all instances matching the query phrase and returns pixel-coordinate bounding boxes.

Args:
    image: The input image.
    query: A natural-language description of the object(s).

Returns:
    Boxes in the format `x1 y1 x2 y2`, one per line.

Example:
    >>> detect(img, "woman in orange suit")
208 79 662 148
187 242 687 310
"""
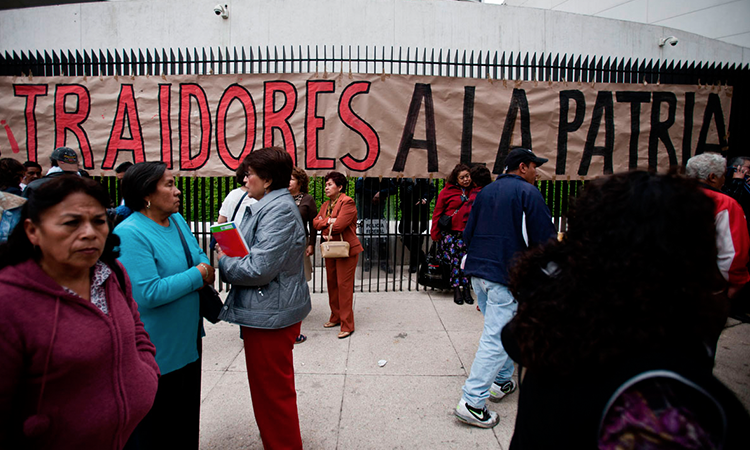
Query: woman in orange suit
313 171 363 339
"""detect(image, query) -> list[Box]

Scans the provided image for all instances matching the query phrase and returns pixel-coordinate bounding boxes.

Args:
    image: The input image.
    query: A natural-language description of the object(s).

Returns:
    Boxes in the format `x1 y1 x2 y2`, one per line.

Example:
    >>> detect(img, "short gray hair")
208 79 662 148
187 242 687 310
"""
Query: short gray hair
686 153 726 181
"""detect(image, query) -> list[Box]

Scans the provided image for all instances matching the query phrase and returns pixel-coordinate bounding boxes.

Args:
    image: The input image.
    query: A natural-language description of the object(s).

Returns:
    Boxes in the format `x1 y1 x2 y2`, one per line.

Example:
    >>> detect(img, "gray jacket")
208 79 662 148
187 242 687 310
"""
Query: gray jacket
218 188 311 329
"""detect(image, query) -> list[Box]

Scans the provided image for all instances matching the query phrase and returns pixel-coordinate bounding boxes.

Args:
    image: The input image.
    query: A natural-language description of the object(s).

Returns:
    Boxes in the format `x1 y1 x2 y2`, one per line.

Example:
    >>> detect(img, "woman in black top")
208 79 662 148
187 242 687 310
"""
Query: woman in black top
289 166 317 343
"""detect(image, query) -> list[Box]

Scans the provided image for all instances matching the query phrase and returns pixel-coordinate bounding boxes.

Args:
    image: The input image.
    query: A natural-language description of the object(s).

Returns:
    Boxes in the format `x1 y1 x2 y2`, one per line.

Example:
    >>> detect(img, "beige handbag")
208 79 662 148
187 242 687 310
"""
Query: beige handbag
320 224 350 258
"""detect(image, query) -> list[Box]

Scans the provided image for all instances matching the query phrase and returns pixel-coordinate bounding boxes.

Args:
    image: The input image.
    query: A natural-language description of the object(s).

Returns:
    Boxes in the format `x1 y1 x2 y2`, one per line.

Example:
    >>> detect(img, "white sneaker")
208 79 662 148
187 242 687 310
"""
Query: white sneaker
489 379 517 403
454 399 499 428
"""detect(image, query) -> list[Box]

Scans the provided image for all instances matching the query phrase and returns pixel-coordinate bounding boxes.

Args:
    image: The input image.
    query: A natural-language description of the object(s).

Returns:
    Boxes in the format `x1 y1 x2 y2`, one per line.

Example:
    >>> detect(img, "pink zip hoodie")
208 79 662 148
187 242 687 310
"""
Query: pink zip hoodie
0 259 159 449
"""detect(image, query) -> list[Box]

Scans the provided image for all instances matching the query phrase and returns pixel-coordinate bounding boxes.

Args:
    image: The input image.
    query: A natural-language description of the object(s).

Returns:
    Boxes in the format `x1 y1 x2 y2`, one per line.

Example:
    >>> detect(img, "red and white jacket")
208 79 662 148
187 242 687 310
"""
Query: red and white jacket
701 186 750 290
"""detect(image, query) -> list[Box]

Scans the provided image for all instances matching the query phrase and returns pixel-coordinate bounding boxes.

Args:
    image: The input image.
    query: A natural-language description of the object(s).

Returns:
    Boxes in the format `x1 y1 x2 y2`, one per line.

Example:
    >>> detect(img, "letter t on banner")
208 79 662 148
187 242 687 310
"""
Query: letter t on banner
14 84 48 162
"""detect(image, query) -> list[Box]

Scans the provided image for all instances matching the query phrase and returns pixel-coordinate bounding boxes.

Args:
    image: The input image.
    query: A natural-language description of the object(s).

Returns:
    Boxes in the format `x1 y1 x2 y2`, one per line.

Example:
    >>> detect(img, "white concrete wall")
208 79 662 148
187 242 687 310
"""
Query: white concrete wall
503 0 750 50
0 0 748 67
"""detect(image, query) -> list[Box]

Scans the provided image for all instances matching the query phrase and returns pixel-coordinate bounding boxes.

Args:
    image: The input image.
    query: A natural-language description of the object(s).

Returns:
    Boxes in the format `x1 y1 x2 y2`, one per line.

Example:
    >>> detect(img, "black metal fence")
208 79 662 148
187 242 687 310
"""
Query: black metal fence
4 45 749 292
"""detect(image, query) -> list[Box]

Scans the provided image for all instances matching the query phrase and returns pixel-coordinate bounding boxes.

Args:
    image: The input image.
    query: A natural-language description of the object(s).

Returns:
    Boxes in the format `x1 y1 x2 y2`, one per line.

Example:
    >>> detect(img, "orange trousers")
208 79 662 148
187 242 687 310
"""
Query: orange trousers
324 253 359 332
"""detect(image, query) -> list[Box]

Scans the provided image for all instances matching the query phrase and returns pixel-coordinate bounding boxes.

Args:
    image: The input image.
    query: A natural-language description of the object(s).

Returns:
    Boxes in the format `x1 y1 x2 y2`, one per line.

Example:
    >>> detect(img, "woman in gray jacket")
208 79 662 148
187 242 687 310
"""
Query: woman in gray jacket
216 147 311 450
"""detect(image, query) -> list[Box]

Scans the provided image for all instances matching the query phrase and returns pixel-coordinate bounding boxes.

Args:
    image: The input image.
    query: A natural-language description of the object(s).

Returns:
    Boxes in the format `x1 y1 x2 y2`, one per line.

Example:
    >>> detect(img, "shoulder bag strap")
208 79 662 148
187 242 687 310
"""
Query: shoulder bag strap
230 191 249 222
598 369 727 440
171 216 194 269
449 195 468 217
326 219 345 242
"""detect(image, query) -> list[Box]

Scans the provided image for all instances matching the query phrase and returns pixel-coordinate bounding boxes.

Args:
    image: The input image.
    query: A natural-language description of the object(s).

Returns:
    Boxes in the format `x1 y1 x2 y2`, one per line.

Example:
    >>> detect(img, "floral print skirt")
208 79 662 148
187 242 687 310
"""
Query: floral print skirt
438 231 469 288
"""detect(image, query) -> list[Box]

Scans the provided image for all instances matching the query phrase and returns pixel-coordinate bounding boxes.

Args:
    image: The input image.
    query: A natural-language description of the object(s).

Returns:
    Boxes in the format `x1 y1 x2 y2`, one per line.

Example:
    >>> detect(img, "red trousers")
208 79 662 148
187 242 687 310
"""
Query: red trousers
242 323 303 450
324 253 359 332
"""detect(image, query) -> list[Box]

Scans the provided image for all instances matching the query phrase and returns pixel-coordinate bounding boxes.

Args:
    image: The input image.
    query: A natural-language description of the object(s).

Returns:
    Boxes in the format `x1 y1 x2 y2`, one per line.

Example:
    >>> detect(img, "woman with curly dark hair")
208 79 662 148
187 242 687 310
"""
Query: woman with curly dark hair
504 171 750 449
431 163 475 305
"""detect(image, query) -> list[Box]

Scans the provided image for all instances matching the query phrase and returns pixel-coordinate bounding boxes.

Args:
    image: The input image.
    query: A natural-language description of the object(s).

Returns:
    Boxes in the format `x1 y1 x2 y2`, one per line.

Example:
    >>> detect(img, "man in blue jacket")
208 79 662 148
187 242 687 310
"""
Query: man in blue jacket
454 147 557 428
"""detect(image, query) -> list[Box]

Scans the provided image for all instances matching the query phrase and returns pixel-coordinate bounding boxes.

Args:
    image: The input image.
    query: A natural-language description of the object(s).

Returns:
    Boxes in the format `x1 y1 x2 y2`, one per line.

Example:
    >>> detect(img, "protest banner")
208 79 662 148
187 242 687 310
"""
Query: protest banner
0 72 731 179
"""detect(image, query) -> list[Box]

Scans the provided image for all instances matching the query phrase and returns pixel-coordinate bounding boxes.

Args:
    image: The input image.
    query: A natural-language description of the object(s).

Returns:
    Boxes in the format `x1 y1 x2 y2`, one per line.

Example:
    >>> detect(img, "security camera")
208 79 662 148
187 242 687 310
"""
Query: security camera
658 36 678 47
214 4 228 19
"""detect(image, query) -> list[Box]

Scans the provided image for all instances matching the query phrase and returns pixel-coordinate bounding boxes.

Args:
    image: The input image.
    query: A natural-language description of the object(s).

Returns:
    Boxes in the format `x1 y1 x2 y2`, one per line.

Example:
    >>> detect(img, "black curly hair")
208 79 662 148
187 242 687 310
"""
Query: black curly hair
446 164 471 186
507 171 724 374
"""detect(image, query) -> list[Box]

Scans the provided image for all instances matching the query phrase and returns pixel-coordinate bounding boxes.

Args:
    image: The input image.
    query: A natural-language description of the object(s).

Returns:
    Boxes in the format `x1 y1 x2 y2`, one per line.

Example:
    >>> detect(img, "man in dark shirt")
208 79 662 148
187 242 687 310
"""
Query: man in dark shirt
20 161 42 191
454 148 557 429
24 147 82 198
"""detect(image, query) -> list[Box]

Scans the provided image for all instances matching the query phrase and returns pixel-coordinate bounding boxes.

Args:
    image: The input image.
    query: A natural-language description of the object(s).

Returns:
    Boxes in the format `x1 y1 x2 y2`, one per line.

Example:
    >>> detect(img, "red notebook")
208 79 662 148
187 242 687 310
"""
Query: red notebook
210 221 249 257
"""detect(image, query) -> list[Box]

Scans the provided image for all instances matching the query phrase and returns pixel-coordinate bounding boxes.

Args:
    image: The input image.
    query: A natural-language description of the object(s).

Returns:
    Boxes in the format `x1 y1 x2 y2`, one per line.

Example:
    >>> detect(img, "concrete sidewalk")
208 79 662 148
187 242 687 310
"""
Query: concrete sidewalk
199 290 750 449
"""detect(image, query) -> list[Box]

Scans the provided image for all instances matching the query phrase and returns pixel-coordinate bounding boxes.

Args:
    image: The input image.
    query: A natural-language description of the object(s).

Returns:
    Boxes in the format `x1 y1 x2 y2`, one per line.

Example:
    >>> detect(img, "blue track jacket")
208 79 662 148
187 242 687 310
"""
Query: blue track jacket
463 174 556 285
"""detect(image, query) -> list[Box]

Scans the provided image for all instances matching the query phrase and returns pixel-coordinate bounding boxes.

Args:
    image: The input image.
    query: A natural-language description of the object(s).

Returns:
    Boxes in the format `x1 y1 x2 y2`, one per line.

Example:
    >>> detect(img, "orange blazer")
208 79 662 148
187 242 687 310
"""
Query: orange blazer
313 194 363 256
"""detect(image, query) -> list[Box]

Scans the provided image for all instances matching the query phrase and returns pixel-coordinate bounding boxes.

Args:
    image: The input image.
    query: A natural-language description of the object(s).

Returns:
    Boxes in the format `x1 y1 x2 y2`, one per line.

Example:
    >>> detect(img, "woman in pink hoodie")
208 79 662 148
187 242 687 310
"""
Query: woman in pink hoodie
0 175 159 450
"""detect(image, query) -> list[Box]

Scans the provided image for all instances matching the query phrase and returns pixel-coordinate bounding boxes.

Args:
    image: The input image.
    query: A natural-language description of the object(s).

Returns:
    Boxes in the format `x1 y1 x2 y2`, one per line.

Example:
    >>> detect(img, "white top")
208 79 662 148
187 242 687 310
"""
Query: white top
218 187 257 226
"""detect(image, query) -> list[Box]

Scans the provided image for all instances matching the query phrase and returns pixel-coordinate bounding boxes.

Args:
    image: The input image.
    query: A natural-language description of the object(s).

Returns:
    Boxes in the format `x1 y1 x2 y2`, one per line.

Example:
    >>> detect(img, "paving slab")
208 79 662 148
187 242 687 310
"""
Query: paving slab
448 329 501 376
296 374 347 450
201 370 226 403
200 371 258 449
293 331 352 374
202 320 244 372
346 329 465 376
353 294 443 331
430 291 485 332
338 375 505 449
714 321 750 408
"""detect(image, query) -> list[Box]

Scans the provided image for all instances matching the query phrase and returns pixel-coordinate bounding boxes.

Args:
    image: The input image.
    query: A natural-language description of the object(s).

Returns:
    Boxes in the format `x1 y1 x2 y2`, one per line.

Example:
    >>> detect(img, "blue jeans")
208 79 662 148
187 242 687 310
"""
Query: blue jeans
461 277 517 408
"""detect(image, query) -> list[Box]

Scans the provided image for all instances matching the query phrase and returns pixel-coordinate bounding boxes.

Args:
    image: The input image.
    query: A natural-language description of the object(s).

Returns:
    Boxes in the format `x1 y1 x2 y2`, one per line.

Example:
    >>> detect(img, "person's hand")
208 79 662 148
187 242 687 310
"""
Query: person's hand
216 244 225 260
204 265 216 285
328 217 337 224
197 262 215 285
733 167 748 179
372 192 380 203
416 198 427 205
305 245 314 256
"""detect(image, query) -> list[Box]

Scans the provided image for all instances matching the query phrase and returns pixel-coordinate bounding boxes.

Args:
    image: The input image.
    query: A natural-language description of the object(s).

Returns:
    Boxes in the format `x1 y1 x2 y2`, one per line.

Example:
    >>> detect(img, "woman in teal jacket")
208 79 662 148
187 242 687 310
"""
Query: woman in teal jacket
115 162 214 450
